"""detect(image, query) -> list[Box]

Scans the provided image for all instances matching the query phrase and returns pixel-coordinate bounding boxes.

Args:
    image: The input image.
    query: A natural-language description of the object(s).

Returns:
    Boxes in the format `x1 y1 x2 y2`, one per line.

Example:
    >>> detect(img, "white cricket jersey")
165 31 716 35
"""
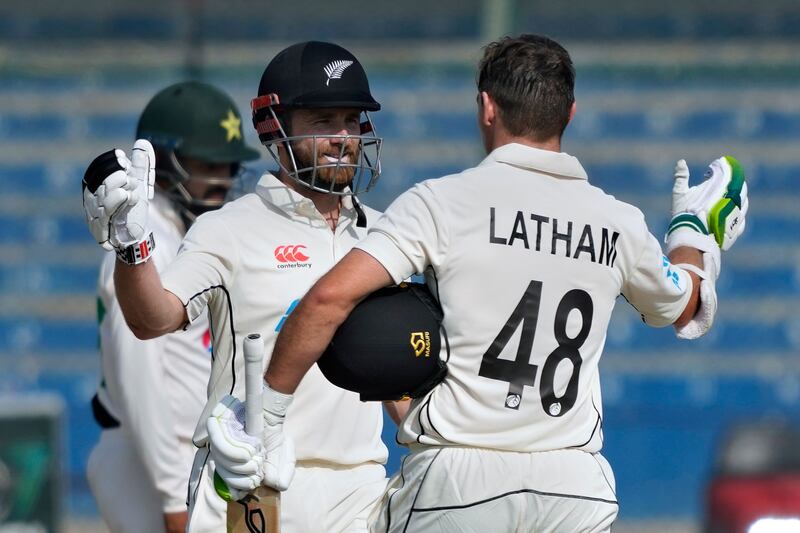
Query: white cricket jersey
96 195 211 512
356 143 692 453
161 173 388 466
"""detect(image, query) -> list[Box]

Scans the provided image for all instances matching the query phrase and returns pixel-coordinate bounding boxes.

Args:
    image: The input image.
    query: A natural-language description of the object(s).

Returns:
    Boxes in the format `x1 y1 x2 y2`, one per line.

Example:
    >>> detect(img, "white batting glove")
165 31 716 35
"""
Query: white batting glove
207 387 295 498
207 395 266 501
666 156 748 256
665 156 747 340
82 139 155 253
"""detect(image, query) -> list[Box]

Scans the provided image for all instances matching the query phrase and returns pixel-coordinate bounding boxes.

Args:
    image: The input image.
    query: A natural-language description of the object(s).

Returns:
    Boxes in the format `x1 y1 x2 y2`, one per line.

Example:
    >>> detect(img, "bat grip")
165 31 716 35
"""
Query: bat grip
243 333 264 436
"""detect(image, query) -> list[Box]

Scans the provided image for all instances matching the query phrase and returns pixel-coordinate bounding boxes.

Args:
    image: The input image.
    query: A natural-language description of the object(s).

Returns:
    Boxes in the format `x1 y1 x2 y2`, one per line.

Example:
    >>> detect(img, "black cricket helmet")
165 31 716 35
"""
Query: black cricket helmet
251 41 382 196
137 81 260 219
318 283 448 402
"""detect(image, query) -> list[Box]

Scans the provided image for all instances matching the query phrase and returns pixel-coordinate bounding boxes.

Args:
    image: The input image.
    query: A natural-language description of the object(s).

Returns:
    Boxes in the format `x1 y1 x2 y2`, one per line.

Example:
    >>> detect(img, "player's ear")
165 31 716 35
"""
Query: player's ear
567 101 577 125
478 91 495 127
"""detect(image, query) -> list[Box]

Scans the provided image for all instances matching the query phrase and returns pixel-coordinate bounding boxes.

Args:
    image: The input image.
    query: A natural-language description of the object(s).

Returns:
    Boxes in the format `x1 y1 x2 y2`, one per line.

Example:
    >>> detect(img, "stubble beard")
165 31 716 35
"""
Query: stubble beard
291 138 360 191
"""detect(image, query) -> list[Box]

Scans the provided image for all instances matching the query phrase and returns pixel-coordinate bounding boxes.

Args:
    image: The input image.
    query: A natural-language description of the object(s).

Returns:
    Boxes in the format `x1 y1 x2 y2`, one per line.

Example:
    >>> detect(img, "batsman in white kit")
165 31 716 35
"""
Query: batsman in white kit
212 34 750 532
81 41 406 533
84 82 259 533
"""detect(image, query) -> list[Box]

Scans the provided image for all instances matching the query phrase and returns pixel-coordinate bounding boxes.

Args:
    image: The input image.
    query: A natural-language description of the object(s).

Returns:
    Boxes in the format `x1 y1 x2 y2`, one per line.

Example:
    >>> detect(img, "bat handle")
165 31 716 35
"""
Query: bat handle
243 333 264 437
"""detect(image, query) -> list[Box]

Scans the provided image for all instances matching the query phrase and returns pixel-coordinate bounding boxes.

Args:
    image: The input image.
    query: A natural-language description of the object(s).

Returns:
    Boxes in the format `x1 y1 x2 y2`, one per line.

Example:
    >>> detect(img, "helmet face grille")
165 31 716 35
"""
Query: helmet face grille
260 107 382 196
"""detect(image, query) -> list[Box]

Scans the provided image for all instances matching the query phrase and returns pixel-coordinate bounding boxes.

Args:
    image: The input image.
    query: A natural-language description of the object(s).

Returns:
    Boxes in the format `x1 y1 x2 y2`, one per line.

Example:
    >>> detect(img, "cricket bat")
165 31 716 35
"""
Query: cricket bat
227 333 281 533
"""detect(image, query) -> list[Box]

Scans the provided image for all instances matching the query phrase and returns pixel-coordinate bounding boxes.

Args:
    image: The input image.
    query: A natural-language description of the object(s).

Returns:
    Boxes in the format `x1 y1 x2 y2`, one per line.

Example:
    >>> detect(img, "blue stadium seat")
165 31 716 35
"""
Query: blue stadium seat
86 114 138 139
35 372 100 473
759 111 800 138
0 319 97 352
752 163 800 192
107 15 174 39
602 374 800 518
0 164 47 193
0 115 69 140
674 111 738 139
584 163 663 193
0 216 94 245
0 264 98 295
608 319 794 352
599 111 650 138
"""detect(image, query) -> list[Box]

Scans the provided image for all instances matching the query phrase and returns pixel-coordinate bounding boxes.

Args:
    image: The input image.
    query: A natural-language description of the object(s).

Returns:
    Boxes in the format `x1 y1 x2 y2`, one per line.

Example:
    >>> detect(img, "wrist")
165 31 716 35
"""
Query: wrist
262 382 293 426
115 232 156 265
162 497 188 515
664 226 717 255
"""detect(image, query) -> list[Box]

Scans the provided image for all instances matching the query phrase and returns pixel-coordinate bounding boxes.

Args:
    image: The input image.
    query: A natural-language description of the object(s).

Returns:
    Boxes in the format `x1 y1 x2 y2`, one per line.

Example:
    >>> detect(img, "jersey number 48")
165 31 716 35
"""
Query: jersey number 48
478 280 593 416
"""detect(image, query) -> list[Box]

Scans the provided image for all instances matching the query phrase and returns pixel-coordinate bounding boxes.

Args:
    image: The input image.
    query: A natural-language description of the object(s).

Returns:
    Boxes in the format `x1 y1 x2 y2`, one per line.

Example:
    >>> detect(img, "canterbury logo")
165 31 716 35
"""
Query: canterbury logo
324 60 353 86
410 331 431 357
274 245 309 263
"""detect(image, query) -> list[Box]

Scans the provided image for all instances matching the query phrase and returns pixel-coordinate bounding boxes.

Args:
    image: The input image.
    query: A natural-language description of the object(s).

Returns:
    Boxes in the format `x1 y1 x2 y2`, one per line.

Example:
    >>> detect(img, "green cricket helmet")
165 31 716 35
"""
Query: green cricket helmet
136 81 260 218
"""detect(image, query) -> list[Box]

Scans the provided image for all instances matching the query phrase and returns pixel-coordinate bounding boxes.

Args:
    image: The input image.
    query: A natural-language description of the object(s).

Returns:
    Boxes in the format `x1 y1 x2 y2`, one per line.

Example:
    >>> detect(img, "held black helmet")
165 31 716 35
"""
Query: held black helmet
318 283 448 402
251 41 382 196
137 81 260 220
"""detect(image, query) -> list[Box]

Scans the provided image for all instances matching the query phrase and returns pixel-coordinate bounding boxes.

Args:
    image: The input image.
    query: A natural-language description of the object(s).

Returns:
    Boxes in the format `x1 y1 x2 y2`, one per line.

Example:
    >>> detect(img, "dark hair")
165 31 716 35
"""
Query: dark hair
477 34 575 141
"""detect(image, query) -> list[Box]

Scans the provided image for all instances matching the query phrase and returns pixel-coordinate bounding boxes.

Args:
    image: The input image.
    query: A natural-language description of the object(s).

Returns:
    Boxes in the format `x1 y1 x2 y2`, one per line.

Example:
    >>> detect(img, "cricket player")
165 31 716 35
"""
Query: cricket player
85 81 259 533
82 41 404 533
209 35 749 532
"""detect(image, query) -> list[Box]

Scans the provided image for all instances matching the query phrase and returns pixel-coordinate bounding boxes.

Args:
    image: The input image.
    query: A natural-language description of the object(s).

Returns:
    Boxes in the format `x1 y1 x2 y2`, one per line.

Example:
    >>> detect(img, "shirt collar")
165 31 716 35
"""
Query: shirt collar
254 172 357 222
479 143 588 180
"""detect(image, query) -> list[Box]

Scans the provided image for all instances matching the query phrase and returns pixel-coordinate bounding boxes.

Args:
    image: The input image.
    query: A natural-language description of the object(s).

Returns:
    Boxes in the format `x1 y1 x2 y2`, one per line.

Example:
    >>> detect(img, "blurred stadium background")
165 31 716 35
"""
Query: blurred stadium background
1 0 799 531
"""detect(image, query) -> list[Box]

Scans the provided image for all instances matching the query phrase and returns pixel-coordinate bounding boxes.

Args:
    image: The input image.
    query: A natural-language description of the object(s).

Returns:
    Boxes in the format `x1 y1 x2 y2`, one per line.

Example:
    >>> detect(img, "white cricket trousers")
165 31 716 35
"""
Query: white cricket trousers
187 446 388 533
369 446 618 533
86 428 193 533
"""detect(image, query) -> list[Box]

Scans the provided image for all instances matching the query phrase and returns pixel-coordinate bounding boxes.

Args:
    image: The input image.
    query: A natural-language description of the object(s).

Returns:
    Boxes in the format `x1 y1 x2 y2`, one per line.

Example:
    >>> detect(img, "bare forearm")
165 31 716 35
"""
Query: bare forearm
114 259 187 339
669 246 703 328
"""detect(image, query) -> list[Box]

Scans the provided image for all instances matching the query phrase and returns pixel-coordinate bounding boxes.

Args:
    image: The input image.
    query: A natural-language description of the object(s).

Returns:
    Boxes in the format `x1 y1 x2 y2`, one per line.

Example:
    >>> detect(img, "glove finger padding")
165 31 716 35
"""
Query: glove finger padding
262 433 296 492
706 156 747 251
112 139 155 246
82 149 129 194
214 461 262 492
83 151 133 251
211 447 262 476
207 395 262 462
672 159 690 198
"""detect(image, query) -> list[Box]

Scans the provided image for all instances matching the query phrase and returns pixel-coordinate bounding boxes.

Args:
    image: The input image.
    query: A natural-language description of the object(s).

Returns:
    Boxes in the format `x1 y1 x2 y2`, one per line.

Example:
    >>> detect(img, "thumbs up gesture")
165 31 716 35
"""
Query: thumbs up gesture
83 139 157 263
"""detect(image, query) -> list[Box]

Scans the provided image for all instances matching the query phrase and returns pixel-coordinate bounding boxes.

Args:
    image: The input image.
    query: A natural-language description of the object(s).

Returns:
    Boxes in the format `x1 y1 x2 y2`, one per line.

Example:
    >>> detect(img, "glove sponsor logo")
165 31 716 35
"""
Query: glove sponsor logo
274 245 312 269
410 331 431 357
323 60 353 86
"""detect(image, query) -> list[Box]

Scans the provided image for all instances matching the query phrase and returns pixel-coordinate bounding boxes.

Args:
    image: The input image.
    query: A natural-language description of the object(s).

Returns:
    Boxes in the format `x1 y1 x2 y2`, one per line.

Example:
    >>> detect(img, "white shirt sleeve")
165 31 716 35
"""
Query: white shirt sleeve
355 182 449 283
100 256 191 513
621 227 693 327
161 213 239 323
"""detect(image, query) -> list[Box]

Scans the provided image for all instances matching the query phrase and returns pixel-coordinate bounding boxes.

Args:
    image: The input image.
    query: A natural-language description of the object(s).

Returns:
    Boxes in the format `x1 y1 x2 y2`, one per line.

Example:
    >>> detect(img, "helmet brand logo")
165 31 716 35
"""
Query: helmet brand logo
219 110 243 142
410 331 431 357
274 245 311 269
323 60 354 86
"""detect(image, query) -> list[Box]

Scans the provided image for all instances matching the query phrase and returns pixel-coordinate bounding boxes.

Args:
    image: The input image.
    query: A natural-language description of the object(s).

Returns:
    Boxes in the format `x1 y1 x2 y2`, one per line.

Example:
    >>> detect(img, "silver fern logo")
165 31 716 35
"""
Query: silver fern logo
323 60 353 86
